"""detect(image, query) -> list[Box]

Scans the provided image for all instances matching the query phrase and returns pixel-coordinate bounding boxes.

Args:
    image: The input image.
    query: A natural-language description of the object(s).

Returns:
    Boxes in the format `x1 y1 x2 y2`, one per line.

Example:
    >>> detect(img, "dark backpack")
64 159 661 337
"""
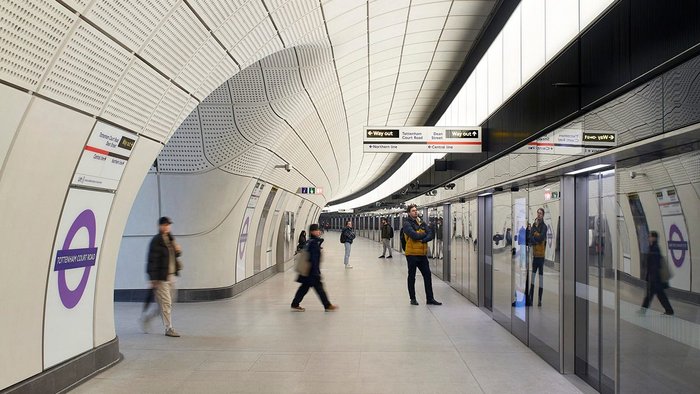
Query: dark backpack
340 231 347 243
399 228 406 251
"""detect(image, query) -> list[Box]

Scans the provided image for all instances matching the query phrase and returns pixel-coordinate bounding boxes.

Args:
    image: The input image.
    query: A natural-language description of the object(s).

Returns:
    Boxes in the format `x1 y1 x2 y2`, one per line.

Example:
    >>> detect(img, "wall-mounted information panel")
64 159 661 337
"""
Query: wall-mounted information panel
72 121 137 191
363 126 482 153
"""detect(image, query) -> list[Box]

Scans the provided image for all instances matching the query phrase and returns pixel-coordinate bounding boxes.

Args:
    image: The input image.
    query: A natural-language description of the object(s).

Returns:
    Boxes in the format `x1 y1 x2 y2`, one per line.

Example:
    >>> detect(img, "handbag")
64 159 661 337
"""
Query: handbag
659 254 673 284
294 248 311 276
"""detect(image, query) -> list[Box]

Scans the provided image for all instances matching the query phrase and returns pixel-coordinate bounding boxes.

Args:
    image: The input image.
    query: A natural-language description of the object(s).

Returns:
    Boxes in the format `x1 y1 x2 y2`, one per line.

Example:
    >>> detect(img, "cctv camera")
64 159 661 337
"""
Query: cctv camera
285 163 291 172
444 183 456 190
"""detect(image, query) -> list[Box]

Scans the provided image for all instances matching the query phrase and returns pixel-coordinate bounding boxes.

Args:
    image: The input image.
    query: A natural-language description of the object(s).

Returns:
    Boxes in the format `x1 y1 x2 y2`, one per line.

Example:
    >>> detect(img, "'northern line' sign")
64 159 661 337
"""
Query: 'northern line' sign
363 126 482 153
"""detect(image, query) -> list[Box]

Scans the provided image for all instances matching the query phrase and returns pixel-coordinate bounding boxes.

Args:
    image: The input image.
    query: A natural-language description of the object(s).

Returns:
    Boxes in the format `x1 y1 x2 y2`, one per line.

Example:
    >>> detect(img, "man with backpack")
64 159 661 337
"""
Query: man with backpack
379 218 394 258
402 205 442 306
340 220 355 269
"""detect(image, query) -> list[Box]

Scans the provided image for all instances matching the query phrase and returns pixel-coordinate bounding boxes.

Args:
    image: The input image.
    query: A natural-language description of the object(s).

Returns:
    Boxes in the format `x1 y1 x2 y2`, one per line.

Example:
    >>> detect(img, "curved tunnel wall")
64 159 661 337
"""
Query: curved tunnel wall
0 0 496 389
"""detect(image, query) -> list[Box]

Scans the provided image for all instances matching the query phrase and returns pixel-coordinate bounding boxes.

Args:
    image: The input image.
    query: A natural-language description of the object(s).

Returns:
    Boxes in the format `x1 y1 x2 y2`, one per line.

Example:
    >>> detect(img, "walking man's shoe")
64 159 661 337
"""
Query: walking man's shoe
426 299 443 305
325 304 339 311
378 255 385 258
165 328 181 337
387 255 392 258
410 299 419 306
291 306 305 312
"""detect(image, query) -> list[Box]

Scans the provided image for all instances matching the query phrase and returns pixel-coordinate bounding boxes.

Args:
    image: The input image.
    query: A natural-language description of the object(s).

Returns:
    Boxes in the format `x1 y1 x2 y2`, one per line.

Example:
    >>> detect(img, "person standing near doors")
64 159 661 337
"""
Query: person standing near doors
379 218 394 258
640 231 674 315
341 220 355 269
528 208 547 307
402 204 442 306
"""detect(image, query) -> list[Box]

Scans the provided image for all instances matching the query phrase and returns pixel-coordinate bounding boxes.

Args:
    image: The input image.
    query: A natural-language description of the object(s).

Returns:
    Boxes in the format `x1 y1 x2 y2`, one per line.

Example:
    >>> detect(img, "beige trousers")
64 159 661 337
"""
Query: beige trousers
155 275 175 328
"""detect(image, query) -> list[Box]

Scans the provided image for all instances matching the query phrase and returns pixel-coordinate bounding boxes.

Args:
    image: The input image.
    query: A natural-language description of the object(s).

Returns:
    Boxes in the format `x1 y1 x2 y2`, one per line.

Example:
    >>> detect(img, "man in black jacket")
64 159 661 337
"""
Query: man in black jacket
143 217 182 337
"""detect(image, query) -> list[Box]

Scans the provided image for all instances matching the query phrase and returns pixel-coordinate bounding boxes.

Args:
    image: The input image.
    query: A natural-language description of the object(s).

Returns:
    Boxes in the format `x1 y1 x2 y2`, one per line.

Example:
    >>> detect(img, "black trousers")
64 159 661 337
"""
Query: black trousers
406 255 434 301
292 279 331 308
528 257 544 304
642 280 674 313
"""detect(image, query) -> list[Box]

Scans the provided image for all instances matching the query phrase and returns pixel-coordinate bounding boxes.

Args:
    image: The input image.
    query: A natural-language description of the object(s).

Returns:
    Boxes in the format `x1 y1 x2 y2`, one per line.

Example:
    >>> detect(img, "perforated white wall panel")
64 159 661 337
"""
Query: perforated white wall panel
0 0 75 90
102 59 170 133
40 20 131 114
85 0 176 51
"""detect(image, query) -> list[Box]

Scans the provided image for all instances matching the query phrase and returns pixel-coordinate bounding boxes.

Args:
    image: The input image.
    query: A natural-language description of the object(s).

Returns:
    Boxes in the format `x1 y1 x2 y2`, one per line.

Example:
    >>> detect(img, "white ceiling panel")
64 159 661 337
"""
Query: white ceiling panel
369 0 411 16
409 2 452 20
406 17 447 32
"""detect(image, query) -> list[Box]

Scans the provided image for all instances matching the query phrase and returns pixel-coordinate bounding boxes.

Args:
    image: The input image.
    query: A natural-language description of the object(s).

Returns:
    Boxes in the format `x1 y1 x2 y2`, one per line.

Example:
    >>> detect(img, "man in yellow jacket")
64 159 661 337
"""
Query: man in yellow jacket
402 204 442 306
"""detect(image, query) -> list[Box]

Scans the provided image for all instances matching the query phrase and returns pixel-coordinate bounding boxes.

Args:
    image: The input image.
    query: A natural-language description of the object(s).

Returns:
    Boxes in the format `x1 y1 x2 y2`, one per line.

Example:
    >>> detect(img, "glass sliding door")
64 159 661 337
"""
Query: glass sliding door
467 199 479 303
511 187 529 344
492 192 512 330
528 181 561 368
451 203 464 293
575 169 616 393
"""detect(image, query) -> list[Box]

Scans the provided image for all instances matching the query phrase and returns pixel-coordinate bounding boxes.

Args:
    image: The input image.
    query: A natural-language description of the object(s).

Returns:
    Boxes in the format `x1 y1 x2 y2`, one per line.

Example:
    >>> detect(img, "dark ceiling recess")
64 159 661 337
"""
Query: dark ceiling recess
327 0 519 207
351 0 700 212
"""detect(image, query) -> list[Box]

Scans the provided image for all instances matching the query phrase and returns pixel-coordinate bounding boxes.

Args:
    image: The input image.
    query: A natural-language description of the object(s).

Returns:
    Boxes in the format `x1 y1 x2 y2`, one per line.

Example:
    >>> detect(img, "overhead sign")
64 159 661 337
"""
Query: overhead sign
516 128 617 155
72 121 137 190
363 126 482 153
299 187 323 195
44 188 114 368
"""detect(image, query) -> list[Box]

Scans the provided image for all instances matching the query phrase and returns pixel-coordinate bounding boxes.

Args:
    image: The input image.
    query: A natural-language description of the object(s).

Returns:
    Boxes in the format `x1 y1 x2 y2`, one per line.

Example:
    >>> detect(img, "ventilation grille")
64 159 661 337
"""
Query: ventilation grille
196 53 239 100
40 21 131 114
263 68 303 100
158 109 212 172
199 105 250 165
234 104 276 143
229 65 266 102
220 144 271 177
85 0 175 51
62 0 91 14
0 0 75 90
141 3 208 78
144 84 192 141
102 59 170 135
202 80 232 104
176 37 227 94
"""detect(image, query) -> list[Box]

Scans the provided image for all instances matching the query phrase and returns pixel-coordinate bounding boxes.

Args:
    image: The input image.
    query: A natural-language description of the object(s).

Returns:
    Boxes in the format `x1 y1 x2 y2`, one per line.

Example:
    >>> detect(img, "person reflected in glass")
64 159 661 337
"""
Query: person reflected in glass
640 231 674 315
433 218 443 259
528 208 547 307
403 204 442 306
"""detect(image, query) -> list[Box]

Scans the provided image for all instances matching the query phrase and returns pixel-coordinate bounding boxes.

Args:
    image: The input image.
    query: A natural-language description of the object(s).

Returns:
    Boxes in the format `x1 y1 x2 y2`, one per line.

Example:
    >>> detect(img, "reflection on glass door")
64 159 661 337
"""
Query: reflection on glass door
467 200 479 302
492 192 512 330
511 188 529 344
450 203 464 293
528 181 561 368
576 169 616 393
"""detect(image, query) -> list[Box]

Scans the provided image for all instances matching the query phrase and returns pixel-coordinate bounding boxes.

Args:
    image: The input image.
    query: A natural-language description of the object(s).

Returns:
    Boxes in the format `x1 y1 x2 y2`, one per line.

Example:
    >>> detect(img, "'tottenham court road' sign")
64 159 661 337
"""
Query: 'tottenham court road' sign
363 126 482 153
44 188 113 368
